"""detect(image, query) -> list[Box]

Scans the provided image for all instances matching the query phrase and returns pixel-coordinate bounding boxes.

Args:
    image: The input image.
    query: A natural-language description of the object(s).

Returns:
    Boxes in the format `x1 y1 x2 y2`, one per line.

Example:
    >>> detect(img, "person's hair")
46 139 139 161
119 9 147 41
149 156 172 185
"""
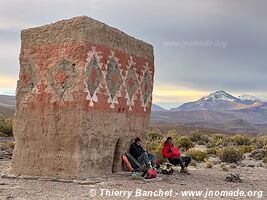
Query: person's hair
135 137 141 143
165 137 172 143
167 137 172 141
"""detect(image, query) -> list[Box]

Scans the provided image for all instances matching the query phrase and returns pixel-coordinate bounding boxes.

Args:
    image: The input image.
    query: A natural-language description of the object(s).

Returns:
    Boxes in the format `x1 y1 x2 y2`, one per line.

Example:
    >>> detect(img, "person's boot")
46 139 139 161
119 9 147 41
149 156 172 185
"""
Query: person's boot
146 161 152 169
180 168 191 175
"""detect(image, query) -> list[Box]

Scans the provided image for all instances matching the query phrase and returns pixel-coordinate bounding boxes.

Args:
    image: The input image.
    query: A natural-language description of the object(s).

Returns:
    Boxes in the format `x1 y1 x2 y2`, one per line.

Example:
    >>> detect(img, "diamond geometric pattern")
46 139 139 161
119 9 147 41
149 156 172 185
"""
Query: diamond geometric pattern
125 66 138 101
85 55 103 98
47 58 77 98
106 58 123 99
141 70 152 105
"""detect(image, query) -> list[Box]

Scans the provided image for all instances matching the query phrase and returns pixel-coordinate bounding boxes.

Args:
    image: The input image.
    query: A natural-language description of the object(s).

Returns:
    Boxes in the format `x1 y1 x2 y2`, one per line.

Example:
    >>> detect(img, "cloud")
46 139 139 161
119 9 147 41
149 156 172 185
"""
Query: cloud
0 75 17 88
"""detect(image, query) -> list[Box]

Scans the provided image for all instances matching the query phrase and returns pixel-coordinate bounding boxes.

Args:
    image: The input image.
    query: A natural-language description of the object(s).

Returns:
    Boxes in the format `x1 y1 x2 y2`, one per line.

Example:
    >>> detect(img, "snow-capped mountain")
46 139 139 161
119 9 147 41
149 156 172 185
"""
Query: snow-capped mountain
171 90 266 111
238 94 261 102
202 90 238 102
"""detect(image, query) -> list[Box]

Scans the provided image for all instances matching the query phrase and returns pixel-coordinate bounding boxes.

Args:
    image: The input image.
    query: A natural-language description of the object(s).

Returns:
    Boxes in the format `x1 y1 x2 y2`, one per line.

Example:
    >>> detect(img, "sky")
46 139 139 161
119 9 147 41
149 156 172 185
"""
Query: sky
0 0 266 109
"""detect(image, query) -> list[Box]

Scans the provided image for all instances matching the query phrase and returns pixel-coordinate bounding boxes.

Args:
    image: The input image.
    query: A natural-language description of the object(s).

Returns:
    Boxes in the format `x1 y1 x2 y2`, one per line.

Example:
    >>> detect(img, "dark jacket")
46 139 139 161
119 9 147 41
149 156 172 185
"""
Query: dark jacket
129 143 145 160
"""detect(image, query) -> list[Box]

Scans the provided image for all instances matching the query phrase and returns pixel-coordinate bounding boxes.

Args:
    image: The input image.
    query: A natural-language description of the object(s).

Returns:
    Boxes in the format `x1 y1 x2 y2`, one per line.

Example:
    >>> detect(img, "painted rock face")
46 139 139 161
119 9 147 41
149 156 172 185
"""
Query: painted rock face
106 57 123 100
125 66 138 101
85 55 103 98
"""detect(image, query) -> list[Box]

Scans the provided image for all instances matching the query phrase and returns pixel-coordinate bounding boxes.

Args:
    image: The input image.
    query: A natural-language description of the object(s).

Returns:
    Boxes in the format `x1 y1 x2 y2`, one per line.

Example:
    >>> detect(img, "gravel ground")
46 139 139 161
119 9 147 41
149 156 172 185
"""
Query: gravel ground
0 160 266 200
0 138 14 143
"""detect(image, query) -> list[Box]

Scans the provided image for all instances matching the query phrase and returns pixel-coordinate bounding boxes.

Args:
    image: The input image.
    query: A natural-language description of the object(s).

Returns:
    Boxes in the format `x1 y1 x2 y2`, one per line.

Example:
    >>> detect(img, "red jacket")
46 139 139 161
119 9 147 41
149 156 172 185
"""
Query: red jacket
162 143 181 158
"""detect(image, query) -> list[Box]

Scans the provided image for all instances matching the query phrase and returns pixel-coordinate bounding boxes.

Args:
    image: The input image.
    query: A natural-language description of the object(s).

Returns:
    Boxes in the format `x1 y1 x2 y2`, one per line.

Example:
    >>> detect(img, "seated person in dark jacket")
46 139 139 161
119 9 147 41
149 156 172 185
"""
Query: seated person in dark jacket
129 137 156 169
162 137 191 174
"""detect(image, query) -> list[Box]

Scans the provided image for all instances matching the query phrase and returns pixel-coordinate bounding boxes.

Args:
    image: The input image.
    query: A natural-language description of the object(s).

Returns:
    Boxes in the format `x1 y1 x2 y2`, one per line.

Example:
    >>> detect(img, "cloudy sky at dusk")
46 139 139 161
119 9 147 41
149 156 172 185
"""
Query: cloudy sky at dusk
0 0 266 109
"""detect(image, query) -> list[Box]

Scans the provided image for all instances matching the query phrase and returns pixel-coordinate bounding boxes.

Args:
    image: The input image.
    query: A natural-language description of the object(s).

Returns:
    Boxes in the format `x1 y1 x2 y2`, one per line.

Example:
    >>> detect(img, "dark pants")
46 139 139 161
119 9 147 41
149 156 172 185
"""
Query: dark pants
138 152 156 168
168 156 191 169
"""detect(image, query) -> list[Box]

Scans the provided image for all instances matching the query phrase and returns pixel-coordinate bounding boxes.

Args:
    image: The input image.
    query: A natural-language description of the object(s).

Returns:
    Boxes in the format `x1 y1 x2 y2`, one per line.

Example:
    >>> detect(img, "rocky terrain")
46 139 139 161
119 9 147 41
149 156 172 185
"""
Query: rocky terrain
0 159 266 199
1 132 267 199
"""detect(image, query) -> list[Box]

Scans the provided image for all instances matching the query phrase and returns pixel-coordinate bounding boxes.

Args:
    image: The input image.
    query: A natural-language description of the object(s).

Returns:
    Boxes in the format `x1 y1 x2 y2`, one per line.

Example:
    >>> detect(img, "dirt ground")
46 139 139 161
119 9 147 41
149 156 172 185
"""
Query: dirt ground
0 160 266 200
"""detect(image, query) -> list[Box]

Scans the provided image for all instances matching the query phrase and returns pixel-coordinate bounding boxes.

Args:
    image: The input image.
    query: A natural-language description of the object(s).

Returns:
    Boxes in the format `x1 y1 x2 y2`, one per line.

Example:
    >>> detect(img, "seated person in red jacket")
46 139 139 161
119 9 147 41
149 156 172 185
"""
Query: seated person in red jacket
129 137 156 169
162 137 191 174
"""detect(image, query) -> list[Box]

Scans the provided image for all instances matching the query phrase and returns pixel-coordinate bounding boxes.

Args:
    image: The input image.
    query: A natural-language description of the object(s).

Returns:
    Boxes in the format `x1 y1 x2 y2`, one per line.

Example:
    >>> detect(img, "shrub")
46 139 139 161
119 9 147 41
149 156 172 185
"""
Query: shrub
232 134 252 146
212 134 226 141
0 114 14 137
0 141 15 150
146 139 166 163
207 147 220 156
206 134 231 148
263 157 267 164
206 141 216 148
190 129 209 145
0 132 8 137
238 145 253 154
249 149 266 160
174 136 195 150
167 129 179 138
253 136 267 149
186 148 208 162
205 160 214 168
147 129 163 140
218 147 243 163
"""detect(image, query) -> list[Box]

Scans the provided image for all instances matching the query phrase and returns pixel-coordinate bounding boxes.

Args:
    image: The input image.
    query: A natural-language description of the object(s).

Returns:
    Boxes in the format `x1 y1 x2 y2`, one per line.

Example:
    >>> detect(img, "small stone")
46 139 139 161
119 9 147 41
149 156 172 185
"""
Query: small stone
230 164 237 168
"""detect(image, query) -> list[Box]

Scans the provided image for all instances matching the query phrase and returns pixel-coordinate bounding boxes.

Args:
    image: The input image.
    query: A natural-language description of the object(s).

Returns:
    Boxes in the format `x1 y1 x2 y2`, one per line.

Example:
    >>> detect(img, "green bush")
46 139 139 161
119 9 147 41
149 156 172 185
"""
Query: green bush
186 148 208 162
205 160 214 168
253 136 267 149
218 147 243 163
207 147 220 156
249 149 266 160
190 129 209 145
0 114 14 137
146 139 166 163
206 134 232 148
263 157 267 164
0 132 8 137
212 134 226 141
0 141 15 150
173 136 195 150
147 129 163 140
232 134 252 146
238 145 253 154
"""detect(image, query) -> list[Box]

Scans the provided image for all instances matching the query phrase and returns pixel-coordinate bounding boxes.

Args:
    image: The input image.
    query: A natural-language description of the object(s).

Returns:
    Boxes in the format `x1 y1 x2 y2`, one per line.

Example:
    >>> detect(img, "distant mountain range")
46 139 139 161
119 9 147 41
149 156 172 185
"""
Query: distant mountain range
0 95 16 117
171 90 267 111
151 90 267 135
151 104 167 111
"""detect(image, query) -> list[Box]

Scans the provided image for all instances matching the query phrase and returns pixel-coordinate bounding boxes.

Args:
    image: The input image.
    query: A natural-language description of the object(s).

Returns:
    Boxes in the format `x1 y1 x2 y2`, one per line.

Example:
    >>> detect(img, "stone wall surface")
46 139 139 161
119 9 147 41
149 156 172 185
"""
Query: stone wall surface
11 16 154 179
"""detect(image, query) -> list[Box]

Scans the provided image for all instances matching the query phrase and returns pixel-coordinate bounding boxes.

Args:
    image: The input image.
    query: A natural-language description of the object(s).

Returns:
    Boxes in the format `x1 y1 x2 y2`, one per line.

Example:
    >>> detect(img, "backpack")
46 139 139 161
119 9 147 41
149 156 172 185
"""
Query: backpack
122 154 134 172
142 168 158 179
